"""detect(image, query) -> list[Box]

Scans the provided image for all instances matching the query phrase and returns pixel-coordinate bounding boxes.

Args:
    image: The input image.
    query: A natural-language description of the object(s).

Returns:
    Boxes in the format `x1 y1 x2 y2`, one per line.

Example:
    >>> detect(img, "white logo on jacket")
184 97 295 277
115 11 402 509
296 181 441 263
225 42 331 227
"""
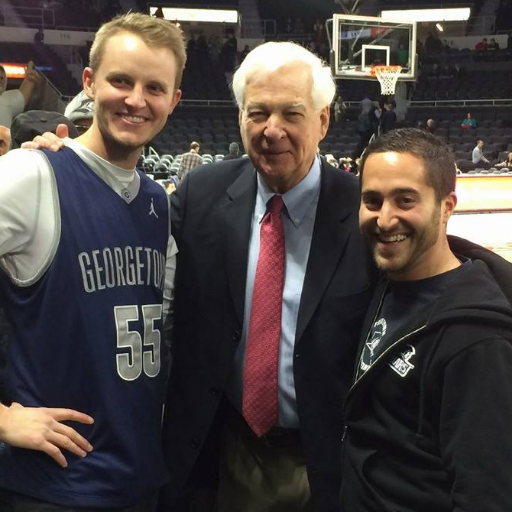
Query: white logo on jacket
366 318 387 357
389 344 416 377
360 318 387 372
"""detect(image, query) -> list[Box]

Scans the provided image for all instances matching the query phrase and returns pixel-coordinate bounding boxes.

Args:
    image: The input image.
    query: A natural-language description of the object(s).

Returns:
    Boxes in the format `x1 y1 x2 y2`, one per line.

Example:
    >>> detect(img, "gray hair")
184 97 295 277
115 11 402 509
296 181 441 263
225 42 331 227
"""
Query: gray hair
228 141 240 155
232 42 336 111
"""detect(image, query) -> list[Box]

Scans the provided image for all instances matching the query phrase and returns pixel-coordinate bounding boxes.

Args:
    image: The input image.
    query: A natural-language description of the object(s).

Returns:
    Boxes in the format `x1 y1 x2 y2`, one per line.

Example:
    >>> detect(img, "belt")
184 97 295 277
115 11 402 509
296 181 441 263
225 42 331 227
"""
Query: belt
259 427 302 448
227 405 301 448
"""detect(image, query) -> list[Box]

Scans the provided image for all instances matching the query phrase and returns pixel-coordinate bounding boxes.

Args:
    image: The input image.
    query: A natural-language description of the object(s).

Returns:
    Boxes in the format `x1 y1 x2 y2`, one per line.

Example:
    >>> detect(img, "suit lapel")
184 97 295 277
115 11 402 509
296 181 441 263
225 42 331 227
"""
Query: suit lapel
217 163 257 325
295 162 356 344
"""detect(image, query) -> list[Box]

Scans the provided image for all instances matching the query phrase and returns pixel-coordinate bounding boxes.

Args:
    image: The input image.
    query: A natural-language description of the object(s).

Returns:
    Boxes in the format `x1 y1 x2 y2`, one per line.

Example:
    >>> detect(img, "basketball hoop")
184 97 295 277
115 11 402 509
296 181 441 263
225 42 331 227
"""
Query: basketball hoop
371 65 402 96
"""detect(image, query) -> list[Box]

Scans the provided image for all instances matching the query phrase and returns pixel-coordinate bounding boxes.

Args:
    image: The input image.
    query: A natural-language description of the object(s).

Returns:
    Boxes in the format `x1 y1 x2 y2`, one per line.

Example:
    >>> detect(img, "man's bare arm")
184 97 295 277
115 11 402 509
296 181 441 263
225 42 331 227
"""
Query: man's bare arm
18 61 43 107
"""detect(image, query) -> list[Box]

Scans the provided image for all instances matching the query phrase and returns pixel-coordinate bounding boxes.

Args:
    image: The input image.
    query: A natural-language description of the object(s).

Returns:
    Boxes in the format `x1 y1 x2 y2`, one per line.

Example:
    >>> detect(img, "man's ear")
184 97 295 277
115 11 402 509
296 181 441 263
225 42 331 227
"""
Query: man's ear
319 105 330 141
169 89 182 115
442 191 458 223
83 67 95 100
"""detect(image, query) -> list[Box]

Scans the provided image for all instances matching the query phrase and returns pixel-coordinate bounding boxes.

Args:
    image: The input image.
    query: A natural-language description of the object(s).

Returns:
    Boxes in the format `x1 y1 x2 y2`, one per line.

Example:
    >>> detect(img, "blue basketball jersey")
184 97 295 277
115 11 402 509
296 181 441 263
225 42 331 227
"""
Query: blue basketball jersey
0 148 171 507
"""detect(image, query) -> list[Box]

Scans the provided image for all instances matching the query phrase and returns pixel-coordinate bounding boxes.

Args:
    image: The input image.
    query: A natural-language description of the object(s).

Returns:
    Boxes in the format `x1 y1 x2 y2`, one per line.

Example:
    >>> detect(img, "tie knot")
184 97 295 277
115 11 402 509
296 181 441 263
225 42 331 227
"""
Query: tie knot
269 195 284 215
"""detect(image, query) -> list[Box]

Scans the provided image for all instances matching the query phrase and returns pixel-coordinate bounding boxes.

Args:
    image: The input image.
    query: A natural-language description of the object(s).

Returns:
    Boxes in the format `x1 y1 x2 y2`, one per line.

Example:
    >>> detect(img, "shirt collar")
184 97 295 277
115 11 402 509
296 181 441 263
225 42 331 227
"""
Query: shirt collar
255 155 321 227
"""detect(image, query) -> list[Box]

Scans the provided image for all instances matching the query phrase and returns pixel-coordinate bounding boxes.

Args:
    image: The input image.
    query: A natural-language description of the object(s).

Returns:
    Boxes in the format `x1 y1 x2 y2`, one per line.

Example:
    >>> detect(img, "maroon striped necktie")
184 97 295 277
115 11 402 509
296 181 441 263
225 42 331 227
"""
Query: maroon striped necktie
242 195 285 437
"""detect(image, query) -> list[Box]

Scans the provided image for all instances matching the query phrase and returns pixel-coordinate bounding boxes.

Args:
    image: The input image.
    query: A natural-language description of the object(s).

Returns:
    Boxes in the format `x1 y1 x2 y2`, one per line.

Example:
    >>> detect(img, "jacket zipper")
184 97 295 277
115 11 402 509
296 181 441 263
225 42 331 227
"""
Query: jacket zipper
347 324 428 401
340 324 427 477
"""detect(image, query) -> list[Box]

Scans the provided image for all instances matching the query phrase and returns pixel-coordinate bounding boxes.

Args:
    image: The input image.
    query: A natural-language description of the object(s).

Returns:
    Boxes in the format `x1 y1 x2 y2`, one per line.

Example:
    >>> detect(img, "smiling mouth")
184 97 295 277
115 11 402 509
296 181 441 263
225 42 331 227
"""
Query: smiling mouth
263 150 288 156
119 114 147 124
376 233 409 244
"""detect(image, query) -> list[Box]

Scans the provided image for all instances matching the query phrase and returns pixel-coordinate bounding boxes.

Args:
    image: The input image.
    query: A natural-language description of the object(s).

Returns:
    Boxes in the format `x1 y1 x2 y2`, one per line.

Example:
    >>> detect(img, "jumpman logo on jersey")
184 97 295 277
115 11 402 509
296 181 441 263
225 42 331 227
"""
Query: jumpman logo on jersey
149 198 159 218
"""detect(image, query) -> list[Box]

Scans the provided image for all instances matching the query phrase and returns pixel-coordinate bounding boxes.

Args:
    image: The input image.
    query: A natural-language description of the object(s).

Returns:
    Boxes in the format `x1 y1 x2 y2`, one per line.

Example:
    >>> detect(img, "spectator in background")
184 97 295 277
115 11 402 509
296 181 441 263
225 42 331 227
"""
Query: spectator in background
293 17 304 34
334 94 347 123
416 40 425 64
461 112 476 129
0 62 42 129
0 126 10 156
425 118 437 134
380 102 396 135
326 154 339 168
472 139 490 167
222 32 238 86
209 35 222 64
357 108 372 153
34 27 45 46
425 32 436 53
360 93 373 113
240 45 251 62
10 110 78 148
496 151 512 168
340 157 353 172
223 141 240 160
306 40 317 54
178 141 203 180
425 31 443 53
153 6 164 18
164 178 178 195
475 38 488 51
396 43 409 67
488 38 500 50
370 101 382 138
313 18 324 44
64 90 94 135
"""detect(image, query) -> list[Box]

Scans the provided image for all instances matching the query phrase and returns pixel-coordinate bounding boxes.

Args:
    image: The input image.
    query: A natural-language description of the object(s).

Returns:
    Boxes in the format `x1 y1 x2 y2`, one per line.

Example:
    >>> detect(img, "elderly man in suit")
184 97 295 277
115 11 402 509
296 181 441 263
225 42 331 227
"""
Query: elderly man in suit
160 42 376 512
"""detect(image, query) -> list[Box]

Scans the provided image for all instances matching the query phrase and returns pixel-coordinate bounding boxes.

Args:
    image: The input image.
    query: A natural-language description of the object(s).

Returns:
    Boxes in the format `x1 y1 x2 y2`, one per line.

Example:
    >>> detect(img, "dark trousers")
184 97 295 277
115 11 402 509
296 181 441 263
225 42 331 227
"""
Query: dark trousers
0 488 158 512
216 409 313 512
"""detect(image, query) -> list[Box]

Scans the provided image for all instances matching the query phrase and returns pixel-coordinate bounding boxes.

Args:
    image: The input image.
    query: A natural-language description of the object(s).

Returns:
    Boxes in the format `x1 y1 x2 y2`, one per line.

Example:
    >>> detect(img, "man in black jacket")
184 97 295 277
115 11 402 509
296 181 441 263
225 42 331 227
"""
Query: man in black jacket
342 128 512 512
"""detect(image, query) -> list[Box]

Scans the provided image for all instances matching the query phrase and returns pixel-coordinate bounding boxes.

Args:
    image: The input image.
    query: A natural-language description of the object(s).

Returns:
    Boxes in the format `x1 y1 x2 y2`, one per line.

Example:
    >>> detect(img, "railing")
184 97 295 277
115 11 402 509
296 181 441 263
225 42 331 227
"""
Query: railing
240 19 275 38
0 5 55 29
175 98 512 109
410 98 512 107
276 32 315 43
450 15 496 36
37 72 69 112
179 99 235 107
54 25 98 32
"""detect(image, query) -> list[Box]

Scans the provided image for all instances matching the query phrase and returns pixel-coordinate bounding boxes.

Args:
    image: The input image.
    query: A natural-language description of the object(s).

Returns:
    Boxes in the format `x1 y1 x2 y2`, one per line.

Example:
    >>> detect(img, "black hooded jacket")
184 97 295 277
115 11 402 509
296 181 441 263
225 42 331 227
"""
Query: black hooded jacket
341 236 512 512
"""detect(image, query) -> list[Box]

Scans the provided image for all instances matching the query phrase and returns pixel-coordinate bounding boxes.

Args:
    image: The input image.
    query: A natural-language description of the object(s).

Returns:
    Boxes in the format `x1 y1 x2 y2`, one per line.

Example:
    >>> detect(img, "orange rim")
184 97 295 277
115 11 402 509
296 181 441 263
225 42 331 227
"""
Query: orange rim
370 65 402 78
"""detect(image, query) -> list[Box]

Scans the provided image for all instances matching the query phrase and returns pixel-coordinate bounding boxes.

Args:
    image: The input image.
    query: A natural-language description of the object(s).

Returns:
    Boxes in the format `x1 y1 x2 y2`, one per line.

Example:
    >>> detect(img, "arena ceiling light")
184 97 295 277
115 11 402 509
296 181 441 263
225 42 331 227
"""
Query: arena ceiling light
380 7 471 22
149 6 239 24
0 63 27 79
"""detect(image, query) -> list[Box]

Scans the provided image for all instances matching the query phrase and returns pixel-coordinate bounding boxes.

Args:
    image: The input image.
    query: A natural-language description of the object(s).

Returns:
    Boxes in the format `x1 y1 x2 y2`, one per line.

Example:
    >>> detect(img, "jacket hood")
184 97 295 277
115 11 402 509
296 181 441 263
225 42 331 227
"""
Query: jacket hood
423 236 512 330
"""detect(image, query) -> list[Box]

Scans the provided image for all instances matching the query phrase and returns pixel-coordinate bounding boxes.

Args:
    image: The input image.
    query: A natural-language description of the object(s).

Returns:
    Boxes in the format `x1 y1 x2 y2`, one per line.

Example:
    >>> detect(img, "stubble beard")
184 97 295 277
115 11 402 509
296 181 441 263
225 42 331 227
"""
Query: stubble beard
371 208 442 279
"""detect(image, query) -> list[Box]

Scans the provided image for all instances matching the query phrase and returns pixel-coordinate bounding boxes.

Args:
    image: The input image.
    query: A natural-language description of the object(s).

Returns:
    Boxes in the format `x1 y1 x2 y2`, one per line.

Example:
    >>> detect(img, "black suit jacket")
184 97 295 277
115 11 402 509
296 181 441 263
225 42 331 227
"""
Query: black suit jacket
160 158 376 512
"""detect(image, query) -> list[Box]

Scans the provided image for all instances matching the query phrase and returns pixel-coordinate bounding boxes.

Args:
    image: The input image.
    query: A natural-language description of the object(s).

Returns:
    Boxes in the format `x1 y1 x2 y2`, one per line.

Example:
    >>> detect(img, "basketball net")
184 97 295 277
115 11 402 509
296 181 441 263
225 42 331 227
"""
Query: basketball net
371 65 402 96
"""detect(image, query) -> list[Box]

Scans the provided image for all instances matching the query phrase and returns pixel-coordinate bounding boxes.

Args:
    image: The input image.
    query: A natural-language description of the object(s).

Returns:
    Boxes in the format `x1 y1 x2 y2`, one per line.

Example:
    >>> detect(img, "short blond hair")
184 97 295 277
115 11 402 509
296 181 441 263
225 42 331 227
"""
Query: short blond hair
89 12 186 90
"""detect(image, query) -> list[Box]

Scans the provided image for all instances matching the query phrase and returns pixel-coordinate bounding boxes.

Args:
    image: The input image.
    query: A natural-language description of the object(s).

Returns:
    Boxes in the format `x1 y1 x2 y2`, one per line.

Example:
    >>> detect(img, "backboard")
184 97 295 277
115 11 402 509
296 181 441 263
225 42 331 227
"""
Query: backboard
332 14 417 81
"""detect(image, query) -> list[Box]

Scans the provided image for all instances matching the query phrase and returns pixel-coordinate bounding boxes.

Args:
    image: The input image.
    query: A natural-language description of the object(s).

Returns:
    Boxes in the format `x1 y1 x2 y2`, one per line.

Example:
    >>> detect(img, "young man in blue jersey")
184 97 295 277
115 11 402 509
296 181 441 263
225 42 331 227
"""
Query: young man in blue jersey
0 12 184 511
